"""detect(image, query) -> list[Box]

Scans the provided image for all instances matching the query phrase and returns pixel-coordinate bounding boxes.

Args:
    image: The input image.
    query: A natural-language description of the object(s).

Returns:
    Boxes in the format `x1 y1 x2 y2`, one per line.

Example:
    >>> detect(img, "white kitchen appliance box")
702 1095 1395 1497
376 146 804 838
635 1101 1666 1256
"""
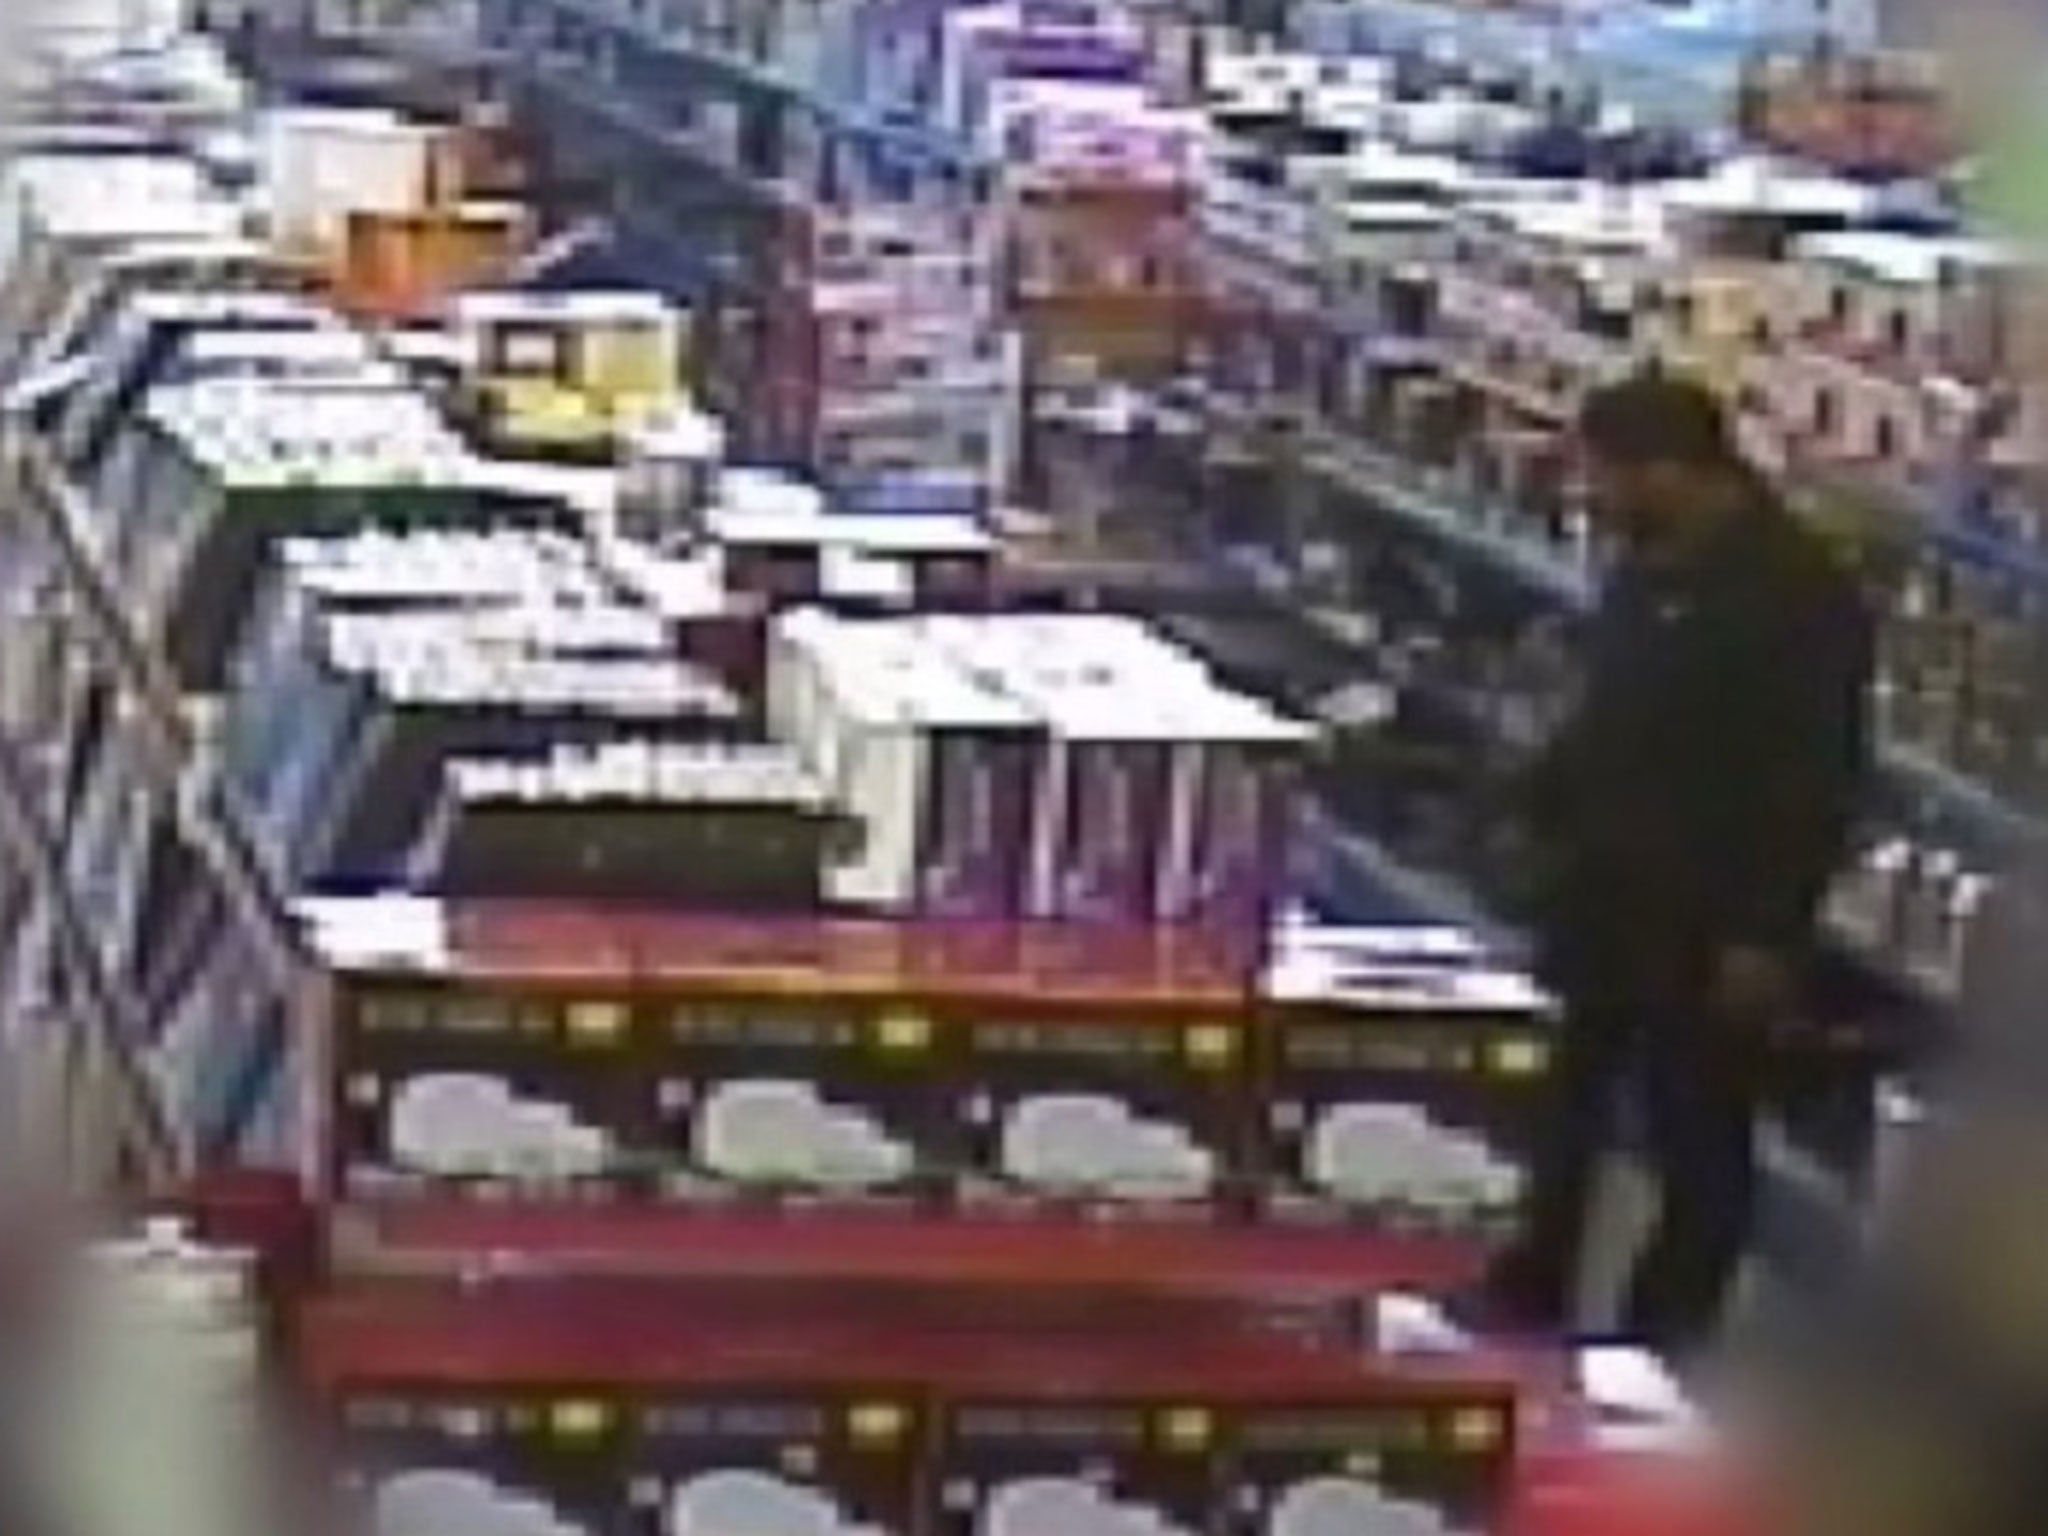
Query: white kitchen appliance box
1258 927 1556 1236
925 613 1312 933
769 609 1046 920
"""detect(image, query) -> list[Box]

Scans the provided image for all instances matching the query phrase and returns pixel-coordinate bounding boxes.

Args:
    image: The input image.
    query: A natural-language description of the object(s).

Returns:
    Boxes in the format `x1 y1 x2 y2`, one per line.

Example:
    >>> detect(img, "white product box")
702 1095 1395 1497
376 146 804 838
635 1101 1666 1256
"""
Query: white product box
769 610 1045 918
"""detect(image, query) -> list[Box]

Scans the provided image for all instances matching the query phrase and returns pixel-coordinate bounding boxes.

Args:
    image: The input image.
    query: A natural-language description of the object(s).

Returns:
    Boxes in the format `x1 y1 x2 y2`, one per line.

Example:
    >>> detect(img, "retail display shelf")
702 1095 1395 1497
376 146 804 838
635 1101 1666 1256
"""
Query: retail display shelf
494 0 984 176
1161 423 1969 1021
343 1200 1492 1300
518 54 798 211
1296 800 1518 947
1283 421 2048 859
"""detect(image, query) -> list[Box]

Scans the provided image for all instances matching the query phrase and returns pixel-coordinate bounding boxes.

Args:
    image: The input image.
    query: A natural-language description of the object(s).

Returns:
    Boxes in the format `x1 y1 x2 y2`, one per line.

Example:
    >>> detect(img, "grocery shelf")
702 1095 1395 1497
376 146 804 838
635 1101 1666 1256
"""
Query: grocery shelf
0 418 310 1174
3 431 303 974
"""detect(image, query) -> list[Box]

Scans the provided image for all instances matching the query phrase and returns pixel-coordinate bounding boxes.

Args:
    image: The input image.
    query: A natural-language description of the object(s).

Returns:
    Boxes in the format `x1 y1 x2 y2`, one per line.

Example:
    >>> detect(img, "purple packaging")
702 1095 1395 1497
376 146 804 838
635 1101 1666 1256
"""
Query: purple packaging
1053 734 1175 923
1154 690 1311 951
916 726 1040 919
1177 740 1299 947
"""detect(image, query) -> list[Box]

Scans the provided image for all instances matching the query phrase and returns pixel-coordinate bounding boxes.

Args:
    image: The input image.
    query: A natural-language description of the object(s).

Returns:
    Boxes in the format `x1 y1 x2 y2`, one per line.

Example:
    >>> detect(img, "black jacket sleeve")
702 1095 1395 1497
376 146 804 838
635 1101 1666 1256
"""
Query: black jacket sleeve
1708 572 1875 953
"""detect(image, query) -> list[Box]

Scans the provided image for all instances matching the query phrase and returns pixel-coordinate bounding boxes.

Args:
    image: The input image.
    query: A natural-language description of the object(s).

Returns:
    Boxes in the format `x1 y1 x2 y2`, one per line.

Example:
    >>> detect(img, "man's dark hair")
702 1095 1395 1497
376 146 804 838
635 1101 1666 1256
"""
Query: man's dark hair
1577 369 1735 468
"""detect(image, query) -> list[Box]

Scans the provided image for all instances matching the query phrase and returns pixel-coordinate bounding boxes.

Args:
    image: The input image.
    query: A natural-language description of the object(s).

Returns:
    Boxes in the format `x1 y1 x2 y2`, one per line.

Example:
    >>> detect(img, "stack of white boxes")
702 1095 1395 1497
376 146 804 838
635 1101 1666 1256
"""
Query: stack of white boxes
768 609 1311 935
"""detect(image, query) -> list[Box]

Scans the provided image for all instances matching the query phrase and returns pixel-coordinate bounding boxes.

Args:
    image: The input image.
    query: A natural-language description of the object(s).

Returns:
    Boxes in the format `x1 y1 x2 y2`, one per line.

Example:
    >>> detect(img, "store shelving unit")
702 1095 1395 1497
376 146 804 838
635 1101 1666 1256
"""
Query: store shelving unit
0 417 313 1182
1289 415 2048 866
475 0 982 246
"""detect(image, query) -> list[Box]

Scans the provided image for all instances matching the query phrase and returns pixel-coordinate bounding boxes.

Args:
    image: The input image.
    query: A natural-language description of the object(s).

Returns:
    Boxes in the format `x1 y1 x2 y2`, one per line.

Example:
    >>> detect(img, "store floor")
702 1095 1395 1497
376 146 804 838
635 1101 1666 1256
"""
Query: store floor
1575 1152 1777 1376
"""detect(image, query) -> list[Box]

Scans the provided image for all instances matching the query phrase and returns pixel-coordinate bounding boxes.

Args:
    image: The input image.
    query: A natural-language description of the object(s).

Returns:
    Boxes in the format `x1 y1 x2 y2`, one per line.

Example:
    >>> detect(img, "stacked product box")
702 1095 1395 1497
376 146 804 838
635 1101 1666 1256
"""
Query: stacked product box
299 1279 1520 1536
0 150 246 382
103 369 485 687
259 108 450 265
219 531 743 891
770 610 1311 944
767 608 1044 919
937 0 1150 144
281 856 1545 1536
1257 924 1554 1242
292 901 1551 1246
761 201 1005 517
452 290 691 463
302 902 1246 1214
53 291 353 475
709 467 998 607
996 77 1205 406
926 613 1310 939
431 741 844 910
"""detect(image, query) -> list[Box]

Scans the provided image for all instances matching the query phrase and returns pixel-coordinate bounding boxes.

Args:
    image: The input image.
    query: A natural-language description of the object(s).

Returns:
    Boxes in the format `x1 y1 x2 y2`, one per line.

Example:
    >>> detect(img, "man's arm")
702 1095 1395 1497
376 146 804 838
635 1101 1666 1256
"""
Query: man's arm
1714 575 1877 955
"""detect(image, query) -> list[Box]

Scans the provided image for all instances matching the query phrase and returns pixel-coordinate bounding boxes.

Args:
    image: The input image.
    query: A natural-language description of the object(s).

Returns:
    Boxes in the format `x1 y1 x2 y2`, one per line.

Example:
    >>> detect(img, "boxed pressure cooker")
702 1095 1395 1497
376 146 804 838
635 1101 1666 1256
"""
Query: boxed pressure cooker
1256 927 1555 1238
331 977 654 1202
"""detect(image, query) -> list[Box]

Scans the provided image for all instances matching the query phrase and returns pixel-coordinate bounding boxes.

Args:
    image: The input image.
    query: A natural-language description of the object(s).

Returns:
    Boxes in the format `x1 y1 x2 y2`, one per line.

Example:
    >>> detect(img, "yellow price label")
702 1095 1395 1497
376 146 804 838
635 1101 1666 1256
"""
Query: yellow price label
1447 1407 1504 1452
564 1000 630 1045
780 1444 820 1477
847 1401 909 1446
548 1400 611 1440
1182 1024 1237 1068
1158 1407 1213 1451
1489 1038 1548 1078
875 1011 934 1054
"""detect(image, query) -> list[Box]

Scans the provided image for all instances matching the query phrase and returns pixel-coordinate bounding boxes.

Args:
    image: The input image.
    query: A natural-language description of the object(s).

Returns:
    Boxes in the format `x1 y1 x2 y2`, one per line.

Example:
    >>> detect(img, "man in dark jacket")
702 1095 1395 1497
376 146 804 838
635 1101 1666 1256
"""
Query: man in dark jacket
1487 371 1876 1357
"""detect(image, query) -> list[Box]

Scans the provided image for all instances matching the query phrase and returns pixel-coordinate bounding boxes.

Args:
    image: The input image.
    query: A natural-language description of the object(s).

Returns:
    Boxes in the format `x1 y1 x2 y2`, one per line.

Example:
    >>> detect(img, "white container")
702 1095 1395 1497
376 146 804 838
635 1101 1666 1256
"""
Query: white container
618 403 728 546
51 1218 267 1536
769 611 1044 917
262 109 438 258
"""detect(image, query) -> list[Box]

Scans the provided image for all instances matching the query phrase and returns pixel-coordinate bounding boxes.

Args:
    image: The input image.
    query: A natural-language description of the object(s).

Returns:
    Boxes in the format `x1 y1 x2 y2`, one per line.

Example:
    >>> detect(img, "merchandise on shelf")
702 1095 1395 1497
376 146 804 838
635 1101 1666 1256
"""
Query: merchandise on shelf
220 523 743 891
1258 925 1553 1236
768 608 1043 917
1736 48 1953 179
710 468 997 606
0 149 247 380
300 1279 1522 1536
305 902 1247 1210
51 289 351 474
104 368 482 686
295 892 1549 1252
453 290 692 460
772 610 1311 934
761 200 1005 514
434 740 843 908
259 108 452 263
333 198 530 324
938 0 1150 144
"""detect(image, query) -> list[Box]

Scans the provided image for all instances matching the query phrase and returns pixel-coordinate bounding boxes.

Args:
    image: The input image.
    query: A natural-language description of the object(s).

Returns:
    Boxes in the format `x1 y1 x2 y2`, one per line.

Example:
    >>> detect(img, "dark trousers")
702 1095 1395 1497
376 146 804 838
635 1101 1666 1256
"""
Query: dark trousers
1497 964 1762 1356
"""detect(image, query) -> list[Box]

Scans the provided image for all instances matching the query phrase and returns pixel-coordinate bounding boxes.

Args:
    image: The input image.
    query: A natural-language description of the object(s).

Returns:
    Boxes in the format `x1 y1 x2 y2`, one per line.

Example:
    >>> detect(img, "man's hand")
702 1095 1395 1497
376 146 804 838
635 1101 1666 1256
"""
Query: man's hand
1710 944 1796 1028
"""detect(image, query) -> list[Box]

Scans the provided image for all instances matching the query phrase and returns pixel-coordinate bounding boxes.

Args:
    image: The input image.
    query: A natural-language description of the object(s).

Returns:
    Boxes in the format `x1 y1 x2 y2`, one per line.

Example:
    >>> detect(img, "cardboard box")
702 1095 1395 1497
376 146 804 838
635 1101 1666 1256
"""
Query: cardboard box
331 980 651 1202
949 998 1250 1220
1258 934 1555 1239
650 988 948 1207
